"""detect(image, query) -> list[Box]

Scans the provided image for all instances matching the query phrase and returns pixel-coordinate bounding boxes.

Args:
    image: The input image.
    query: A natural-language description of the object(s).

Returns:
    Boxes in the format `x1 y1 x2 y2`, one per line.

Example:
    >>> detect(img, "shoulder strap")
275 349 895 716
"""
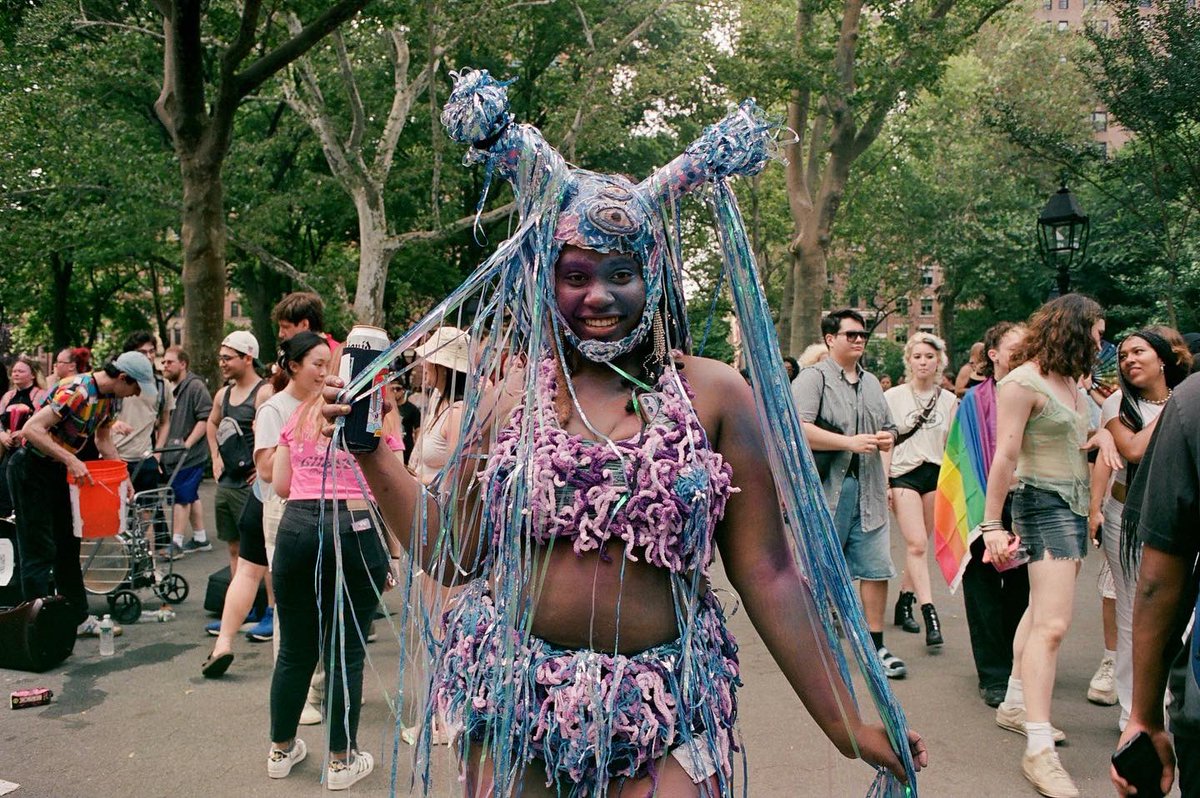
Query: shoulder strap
249 379 267 402
220 384 232 417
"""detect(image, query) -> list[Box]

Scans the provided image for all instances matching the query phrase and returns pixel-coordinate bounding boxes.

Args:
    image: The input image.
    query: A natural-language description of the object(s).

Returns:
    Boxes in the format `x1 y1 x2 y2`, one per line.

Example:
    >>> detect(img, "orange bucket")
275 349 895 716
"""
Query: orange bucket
69 460 130 539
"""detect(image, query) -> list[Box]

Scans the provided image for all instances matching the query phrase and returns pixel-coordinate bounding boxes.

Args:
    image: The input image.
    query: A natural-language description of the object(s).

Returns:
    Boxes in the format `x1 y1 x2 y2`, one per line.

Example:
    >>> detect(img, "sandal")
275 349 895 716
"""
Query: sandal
202 651 234 679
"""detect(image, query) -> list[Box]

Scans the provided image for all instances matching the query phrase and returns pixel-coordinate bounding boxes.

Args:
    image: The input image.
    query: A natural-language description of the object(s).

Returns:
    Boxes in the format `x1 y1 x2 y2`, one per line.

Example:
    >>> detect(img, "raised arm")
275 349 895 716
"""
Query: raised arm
323 372 518 584
711 363 924 782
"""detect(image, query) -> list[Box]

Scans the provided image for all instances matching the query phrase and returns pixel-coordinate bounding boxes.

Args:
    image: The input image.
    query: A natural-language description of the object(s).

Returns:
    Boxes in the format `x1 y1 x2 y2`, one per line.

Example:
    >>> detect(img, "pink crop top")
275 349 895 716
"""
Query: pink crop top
480 358 736 575
278 415 402 501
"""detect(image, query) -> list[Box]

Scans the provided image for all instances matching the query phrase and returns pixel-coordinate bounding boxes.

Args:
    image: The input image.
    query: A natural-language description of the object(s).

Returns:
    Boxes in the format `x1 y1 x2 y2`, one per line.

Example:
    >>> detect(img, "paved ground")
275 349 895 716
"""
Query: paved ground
0 483 1173 797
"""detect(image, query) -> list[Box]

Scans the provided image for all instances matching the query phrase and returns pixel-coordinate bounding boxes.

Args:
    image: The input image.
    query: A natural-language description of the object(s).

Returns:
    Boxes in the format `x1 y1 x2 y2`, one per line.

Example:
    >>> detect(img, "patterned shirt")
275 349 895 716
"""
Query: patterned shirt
39 373 116 454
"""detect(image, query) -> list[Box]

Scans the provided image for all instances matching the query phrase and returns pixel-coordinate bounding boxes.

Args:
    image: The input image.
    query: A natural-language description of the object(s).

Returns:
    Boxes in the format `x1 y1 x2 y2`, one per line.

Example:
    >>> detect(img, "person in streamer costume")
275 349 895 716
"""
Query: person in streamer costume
321 69 925 797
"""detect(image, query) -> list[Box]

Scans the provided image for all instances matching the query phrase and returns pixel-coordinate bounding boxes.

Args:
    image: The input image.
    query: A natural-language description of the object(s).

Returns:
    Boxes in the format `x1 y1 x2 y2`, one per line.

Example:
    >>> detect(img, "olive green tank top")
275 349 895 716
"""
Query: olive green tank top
999 362 1090 516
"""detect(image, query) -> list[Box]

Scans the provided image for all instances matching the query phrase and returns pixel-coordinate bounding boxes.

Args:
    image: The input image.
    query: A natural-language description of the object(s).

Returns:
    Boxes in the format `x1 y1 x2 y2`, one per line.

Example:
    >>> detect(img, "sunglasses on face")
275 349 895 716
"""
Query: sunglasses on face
837 331 869 342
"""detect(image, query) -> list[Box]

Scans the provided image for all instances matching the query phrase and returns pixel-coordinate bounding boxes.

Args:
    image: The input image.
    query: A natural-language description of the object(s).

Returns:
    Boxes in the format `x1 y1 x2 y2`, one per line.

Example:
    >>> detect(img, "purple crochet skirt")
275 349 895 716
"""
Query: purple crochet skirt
432 582 741 793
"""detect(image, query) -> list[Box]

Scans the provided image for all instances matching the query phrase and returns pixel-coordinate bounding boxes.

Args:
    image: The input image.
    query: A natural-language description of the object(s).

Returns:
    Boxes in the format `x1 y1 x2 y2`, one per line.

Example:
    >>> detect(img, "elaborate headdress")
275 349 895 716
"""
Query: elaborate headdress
332 69 917 797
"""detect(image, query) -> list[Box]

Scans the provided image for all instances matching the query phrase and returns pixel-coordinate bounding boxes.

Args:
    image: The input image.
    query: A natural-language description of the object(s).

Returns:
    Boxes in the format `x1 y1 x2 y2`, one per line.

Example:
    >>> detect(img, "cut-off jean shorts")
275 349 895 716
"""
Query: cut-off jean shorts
1011 483 1088 562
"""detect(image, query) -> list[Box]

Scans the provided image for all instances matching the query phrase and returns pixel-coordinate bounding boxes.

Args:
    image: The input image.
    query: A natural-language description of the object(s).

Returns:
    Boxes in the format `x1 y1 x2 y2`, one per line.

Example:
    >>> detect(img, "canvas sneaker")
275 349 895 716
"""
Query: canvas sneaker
327 751 374 791
995 703 1066 743
205 607 261 636
77 615 123 637
246 606 274 642
182 538 212 553
1021 747 1080 798
1087 655 1118 705
267 738 307 779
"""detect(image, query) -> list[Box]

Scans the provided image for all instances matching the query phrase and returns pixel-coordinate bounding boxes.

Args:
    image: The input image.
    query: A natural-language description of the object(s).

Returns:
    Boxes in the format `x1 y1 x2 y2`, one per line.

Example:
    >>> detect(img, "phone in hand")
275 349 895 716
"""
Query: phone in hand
1111 731 1165 798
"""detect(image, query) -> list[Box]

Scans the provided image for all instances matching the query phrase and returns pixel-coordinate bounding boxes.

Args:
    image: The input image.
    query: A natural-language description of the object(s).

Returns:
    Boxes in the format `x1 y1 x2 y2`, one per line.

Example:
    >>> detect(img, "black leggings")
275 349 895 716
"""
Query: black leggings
269 500 387 751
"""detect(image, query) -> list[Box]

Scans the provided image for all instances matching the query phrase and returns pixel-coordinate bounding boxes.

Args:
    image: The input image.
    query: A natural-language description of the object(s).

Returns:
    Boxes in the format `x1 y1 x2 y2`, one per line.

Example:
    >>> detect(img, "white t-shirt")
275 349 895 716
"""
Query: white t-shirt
254 391 304 501
1099 390 1164 500
884 385 958 477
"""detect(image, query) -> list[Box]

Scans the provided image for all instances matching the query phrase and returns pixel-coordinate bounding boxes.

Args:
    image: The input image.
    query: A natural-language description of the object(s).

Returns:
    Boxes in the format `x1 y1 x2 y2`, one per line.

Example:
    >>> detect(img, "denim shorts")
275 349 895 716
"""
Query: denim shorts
833 475 895 581
1011 483 1088 562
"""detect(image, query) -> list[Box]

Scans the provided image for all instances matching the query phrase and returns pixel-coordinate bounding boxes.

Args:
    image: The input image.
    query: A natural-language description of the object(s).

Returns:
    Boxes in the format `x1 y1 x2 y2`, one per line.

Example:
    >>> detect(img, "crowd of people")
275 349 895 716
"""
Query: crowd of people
2 68 1199 798
785 297 1200 798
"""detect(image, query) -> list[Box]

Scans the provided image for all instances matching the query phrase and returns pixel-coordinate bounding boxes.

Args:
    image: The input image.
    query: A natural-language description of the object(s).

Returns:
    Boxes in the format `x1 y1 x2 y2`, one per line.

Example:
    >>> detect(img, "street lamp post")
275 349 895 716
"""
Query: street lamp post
1036 182 1089 297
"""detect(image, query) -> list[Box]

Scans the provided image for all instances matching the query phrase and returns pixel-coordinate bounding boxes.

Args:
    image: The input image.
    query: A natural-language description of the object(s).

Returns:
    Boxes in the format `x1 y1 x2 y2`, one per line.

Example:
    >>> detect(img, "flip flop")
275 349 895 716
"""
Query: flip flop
201 652 234 679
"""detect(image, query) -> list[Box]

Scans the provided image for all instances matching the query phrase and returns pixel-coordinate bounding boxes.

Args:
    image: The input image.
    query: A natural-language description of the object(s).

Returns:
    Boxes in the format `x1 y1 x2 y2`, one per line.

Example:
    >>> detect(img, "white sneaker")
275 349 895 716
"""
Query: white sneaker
1087 655 1118 705
267 738 307 779
327 750 373 791
1022 747 1080 798
996 703 1066 743
77 615 123 637
299 702 323 725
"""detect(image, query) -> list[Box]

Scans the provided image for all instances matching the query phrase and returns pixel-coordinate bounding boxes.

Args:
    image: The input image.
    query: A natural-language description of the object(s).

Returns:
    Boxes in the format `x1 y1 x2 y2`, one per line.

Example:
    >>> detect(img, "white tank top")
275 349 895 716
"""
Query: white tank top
411 389 463 485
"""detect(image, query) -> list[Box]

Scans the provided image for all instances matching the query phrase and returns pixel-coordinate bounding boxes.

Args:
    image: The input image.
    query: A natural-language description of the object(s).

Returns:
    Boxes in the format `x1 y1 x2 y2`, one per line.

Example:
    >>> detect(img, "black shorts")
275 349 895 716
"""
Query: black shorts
237 492 268 567
889 461 941 495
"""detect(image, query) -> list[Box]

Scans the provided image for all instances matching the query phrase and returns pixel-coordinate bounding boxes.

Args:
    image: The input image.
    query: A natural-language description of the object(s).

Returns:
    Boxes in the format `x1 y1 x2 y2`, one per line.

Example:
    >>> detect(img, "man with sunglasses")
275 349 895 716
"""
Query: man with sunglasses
793 308 904 678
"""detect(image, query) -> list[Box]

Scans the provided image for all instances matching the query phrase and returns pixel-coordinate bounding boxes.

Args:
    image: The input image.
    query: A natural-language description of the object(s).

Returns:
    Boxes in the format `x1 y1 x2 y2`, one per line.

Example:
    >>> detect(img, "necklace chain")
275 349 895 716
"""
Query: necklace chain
1144 388 1172 406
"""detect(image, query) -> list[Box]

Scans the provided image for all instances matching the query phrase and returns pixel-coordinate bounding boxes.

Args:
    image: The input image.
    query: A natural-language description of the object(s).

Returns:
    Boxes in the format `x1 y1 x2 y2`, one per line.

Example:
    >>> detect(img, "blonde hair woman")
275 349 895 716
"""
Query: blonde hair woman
885 333 958 649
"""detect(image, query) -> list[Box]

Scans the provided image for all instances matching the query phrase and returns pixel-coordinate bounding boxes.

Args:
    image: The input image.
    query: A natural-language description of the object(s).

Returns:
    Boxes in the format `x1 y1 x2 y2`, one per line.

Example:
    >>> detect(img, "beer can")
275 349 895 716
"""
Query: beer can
339 325 391 453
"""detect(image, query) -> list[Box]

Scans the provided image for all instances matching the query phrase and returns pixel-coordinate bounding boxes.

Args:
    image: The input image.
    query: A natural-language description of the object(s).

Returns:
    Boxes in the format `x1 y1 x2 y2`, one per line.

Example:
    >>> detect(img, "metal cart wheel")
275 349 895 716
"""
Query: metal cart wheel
154 573 189 604
108 590 142 624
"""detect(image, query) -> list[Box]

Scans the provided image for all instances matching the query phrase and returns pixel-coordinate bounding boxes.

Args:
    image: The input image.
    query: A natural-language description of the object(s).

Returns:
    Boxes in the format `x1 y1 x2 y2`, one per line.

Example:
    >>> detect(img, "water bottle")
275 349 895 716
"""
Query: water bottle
99 615 115 656
155 604 176 623
339 325 391 453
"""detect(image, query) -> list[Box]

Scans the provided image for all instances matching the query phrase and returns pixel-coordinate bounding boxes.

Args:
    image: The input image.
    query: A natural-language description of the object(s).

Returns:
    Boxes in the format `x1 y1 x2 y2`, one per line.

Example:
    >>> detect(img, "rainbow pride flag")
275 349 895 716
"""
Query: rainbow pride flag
933 379 996 592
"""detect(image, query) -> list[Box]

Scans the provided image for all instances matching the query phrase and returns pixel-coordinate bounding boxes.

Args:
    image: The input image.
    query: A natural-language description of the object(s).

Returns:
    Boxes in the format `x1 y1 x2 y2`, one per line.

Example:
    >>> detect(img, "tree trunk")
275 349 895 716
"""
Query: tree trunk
350 186 393 326
49 252 75 350
788 234 829 353
938 284 958 357
179 150 227 390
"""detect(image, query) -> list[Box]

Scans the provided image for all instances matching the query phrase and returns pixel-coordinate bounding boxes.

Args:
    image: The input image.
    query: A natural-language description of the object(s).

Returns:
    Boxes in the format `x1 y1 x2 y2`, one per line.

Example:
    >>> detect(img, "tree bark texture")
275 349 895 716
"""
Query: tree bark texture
151 0 369 388
783 0 1012 354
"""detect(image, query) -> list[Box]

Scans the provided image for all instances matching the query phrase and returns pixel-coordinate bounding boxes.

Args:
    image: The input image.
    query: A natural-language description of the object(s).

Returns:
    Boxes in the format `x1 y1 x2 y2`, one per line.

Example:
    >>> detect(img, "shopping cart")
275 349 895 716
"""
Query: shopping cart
79 450 190 623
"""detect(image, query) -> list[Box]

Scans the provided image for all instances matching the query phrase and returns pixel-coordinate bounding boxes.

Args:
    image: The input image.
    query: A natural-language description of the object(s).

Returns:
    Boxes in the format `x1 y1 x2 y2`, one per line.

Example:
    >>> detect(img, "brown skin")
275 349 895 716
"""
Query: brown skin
1110 545 1188 797
323 247 927 793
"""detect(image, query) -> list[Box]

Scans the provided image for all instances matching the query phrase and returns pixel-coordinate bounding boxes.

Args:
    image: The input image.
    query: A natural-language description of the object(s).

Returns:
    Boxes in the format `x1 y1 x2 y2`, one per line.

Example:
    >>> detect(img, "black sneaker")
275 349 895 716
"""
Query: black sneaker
182 538 213 553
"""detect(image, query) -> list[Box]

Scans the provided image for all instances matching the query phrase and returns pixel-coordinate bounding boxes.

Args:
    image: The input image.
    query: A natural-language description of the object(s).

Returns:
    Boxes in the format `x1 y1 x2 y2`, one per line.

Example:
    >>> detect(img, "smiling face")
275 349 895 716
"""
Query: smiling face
218 346 250 381
288 344 330 397
1119 335 1165 392
554 245 647 344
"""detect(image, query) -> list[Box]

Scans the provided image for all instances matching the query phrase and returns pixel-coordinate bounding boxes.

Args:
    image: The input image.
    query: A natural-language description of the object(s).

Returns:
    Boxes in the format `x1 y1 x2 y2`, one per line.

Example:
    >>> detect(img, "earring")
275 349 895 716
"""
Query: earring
652 311 668 365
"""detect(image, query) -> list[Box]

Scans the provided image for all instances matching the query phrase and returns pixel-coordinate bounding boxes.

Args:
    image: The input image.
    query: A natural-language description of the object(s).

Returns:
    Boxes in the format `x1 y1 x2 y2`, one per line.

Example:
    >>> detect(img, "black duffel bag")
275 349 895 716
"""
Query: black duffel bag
0 595 77 672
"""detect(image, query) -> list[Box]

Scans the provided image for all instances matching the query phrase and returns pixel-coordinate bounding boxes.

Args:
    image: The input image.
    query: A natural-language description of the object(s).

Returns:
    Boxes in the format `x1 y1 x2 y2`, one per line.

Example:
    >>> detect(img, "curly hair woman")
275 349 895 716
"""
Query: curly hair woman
983 293 1121 797
1088 326 1192 730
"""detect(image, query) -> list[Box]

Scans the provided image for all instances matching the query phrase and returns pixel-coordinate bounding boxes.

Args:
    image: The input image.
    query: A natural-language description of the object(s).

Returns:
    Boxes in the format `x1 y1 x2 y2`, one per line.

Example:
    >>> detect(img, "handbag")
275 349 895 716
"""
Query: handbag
0 595 77 672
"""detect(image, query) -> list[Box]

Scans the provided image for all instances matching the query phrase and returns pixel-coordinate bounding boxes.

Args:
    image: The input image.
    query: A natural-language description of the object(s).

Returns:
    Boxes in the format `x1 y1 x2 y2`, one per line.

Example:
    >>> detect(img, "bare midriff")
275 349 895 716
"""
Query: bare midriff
522 541 690 655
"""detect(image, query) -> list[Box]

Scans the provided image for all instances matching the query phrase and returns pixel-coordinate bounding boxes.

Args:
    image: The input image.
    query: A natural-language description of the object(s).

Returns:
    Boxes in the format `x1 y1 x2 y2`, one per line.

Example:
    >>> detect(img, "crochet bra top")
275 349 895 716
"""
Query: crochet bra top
480 357 736 575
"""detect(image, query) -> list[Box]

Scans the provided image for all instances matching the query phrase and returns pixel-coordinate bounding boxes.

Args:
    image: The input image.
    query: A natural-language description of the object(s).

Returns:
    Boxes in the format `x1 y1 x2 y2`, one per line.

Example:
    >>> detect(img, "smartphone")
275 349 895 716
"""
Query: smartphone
1111 731 1165 798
